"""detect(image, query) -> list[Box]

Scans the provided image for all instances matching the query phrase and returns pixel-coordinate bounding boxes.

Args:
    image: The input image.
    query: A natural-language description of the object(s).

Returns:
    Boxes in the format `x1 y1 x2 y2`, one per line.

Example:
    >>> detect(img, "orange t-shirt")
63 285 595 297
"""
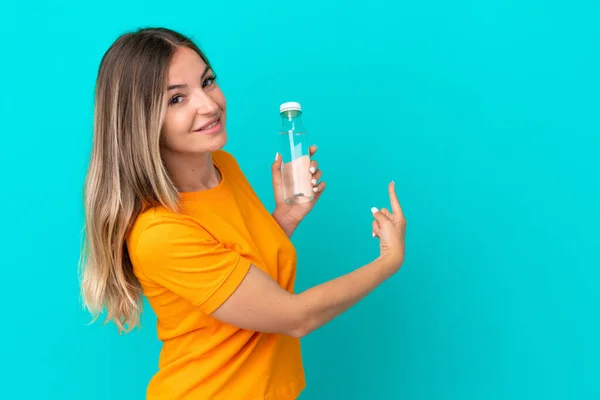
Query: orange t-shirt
126 150 305 400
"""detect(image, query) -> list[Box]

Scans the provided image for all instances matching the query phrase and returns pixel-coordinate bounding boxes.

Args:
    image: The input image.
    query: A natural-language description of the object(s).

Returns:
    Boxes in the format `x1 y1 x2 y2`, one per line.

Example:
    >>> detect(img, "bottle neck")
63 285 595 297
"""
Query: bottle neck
280 110 305 133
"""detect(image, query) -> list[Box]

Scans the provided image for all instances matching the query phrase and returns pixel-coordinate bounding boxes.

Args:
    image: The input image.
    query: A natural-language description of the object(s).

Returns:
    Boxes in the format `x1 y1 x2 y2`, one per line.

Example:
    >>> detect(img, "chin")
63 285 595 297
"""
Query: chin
205 129 228 152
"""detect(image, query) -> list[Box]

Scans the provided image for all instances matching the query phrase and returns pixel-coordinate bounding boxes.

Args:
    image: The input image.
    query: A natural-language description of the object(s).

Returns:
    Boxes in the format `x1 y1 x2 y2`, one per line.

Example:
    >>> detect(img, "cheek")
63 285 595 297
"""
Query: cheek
161 109 196 147
212 89 227 111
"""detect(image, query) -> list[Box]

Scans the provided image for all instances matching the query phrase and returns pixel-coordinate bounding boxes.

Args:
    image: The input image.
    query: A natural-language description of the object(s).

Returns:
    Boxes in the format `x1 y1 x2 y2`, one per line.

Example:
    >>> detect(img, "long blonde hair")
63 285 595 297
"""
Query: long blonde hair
79 27 212 333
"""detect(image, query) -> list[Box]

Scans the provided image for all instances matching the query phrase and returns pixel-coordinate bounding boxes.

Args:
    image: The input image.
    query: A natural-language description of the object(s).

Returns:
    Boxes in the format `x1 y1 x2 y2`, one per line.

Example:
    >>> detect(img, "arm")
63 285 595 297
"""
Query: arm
211 257 396 338
213 181 406 337
271 210 299 238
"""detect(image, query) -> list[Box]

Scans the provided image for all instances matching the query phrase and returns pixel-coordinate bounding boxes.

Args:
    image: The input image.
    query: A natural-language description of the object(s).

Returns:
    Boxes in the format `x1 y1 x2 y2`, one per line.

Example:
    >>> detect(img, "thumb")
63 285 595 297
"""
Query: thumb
272 152 284 203
371 207 392 226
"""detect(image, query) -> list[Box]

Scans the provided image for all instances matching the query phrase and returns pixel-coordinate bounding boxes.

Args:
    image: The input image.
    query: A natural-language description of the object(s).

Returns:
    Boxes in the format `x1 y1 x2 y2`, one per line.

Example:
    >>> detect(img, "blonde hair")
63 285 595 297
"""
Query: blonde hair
79 27 212 333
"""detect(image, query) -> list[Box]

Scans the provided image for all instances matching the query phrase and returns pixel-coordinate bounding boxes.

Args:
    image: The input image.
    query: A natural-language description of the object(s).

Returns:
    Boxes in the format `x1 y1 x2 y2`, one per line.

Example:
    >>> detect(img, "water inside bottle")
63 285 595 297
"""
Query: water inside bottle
282 154 313 204
279 131 314 204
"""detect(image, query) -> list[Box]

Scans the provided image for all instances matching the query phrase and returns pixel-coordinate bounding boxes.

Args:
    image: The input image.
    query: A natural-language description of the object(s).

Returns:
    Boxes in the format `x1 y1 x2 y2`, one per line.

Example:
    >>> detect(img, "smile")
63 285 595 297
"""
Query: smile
193 117 222 134
201 119 219 130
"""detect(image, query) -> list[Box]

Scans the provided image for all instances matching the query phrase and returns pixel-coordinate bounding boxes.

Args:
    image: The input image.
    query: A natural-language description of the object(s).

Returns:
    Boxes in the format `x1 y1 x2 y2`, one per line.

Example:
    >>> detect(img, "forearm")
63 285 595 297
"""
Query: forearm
292 257 394 337
271 212 299 238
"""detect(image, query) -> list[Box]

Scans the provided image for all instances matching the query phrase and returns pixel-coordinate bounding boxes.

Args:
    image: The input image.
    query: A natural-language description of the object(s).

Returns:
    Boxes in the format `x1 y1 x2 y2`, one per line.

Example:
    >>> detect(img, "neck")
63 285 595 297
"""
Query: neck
162 150 221 192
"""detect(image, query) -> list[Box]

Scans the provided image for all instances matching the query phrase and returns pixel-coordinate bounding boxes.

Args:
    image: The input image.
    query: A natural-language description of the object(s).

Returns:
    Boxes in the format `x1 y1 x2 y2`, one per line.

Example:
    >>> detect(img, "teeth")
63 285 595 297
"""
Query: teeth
202 119 218 130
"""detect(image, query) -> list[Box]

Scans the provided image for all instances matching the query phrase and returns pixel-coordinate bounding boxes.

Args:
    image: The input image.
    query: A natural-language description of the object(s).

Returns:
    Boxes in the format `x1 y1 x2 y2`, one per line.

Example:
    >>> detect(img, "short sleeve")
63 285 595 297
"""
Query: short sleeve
130 216 252 314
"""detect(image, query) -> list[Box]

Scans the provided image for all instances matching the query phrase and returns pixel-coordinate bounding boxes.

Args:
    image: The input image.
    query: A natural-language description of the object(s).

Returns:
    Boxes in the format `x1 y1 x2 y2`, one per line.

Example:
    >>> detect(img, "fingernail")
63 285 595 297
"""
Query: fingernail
311 179 317 185
371 207 378 214
313 186 319 192
310 167 316 174
372 232 375 237
275 152 279 161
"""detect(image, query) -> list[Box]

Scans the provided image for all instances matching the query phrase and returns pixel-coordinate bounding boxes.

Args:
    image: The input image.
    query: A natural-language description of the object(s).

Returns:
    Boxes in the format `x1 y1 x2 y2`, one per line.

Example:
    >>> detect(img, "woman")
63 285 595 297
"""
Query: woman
80 27 407 400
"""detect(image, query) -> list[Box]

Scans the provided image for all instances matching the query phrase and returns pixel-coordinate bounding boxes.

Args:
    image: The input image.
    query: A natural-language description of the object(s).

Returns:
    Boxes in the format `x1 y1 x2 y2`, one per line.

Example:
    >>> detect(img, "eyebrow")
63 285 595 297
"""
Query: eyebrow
167 65 211 91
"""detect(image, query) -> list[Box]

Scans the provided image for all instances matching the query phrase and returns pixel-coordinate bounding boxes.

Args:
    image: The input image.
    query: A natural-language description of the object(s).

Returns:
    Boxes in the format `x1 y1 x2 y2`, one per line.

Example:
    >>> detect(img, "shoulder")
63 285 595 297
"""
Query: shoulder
212 149 257 192
212 149 239 168
127 208 212 262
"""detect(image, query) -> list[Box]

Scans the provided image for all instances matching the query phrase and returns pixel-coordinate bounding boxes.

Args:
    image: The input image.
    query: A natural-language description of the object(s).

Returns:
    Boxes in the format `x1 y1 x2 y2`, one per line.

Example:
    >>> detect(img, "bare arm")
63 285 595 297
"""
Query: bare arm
211 257 396 338
212 181 406 338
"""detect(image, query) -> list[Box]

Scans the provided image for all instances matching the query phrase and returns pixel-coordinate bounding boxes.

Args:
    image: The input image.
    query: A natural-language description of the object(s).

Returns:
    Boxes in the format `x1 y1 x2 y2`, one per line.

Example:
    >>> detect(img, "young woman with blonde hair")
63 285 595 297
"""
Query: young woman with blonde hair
80 27 407 400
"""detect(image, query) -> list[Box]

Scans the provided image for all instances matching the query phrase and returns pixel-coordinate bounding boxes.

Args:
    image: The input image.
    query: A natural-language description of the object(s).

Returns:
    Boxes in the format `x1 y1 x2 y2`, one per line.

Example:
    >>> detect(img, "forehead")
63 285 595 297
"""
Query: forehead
167 46 207 83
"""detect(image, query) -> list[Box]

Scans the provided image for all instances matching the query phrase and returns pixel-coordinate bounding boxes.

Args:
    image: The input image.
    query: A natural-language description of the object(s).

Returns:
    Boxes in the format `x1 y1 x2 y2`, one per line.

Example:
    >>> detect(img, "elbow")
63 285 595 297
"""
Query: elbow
288 325 307 339
287 309 313 339
288 324 309 339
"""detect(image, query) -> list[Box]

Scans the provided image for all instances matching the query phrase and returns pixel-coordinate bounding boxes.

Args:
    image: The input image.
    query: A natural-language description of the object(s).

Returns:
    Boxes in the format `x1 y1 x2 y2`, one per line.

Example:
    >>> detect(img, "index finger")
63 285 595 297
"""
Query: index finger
388 181 404 218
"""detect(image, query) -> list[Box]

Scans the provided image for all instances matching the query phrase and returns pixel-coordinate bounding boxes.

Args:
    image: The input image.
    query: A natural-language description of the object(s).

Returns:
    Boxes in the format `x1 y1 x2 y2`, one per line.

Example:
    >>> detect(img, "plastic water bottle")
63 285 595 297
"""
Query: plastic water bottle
278 101 314 204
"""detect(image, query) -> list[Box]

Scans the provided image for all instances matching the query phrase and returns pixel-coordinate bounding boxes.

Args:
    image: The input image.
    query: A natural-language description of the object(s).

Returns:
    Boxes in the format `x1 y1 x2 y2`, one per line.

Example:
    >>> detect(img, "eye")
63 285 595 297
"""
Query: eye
202 74 217 88
168 95 185 106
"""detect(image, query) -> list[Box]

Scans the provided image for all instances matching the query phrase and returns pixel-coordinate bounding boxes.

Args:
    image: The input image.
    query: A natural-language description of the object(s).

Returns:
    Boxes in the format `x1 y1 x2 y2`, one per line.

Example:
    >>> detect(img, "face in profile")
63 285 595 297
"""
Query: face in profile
160 46 227 156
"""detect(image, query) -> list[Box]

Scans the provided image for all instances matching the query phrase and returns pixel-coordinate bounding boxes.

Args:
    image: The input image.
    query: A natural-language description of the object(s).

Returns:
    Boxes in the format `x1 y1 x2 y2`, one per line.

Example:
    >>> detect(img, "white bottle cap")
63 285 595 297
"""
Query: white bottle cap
280 101 302 113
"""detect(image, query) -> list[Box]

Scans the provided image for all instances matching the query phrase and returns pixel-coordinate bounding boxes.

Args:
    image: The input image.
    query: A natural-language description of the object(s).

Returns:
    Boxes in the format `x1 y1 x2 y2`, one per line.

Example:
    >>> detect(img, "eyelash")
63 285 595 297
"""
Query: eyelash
203 74 217 88
168 74 218 106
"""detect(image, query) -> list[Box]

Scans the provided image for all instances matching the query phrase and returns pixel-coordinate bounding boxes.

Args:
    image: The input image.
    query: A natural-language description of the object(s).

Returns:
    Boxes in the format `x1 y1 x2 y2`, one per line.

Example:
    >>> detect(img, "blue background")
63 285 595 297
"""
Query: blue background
1 0 598 398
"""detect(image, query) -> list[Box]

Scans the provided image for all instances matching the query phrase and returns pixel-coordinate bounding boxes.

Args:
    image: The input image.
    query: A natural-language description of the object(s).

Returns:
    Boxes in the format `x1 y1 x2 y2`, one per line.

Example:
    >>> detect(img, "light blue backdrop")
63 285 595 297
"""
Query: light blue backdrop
1 0 598 399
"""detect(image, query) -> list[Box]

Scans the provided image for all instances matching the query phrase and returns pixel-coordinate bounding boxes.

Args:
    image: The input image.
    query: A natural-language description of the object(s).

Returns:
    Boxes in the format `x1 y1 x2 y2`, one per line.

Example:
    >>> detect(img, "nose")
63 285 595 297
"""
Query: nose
191 88 219 115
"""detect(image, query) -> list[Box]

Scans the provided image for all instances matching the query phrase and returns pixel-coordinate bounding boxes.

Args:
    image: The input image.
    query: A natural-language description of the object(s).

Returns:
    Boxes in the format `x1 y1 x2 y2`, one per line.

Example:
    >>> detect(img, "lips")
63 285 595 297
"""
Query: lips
193 117 220 132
